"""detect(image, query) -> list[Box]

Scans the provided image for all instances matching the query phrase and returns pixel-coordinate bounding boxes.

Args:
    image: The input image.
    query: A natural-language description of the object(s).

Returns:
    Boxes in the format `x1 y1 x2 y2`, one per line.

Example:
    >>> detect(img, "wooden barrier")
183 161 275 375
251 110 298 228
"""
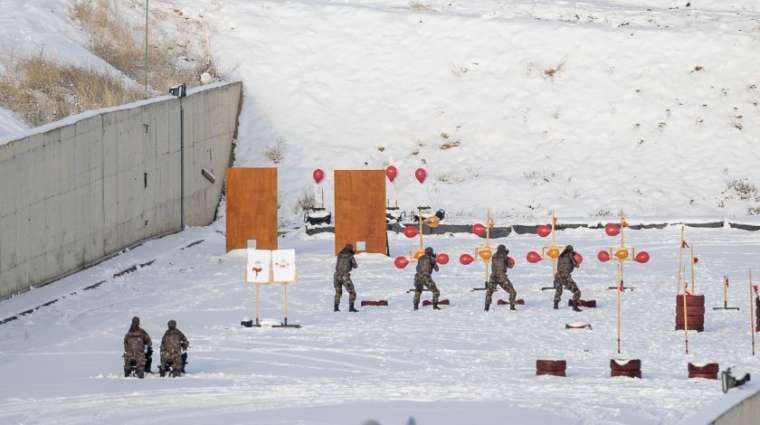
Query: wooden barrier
225 168 278 252
334 170 388 255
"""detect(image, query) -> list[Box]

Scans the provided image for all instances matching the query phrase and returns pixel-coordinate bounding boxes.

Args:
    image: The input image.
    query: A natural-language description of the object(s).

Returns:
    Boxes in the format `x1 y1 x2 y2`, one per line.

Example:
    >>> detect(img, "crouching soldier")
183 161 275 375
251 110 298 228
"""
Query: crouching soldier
334 244 359 312
414 247 441 310
485 244 517 311
554 245 582 311
123 316 152 378
159 320 189 377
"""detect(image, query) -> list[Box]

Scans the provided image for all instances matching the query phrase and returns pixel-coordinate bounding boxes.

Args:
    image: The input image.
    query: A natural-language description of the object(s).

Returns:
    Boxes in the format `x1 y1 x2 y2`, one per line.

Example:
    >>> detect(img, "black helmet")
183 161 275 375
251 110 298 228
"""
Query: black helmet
168 320 177 330
424 247 434 256
497 244 508 254
563 245 574 254
343 244 354 254
130 316 140 331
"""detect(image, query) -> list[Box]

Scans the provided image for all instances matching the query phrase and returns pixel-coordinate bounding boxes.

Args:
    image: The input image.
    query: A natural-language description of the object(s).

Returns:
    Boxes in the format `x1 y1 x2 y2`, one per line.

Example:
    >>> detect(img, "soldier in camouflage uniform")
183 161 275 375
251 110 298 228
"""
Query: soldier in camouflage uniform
485 244 517 311
159 319 189 377
554 245 582 311
414 247 441 310
334 244 359 312
123 316 152 378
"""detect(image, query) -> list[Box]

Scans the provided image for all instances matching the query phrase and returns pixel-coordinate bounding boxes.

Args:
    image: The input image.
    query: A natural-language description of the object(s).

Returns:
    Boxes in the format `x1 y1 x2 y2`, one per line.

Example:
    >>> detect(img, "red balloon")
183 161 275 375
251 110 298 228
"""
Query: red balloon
635 251 650 264
536 225 551 238
472 223 486 237
394 256 409 269
459 254 474 265
526 251 542 263
436 253 449 265
605 223 621 237
312 168 325 184
693 256 699 264
403 226 419 238
573 253 583 266
386 165 398 182
508 257 516 269
597 250 610 262
415 168 427 183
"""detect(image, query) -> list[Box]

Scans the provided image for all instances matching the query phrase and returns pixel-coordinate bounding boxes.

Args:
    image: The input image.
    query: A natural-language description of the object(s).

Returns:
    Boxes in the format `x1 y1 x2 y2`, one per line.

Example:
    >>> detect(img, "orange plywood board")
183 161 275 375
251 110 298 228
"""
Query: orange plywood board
225 168 278 252
334 170 388 255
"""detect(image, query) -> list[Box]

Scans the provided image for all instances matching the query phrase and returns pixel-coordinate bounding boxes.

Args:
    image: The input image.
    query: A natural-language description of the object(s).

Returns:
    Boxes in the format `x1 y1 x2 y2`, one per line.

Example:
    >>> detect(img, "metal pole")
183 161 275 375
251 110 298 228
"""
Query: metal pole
180 101 184 229
144 0 149 97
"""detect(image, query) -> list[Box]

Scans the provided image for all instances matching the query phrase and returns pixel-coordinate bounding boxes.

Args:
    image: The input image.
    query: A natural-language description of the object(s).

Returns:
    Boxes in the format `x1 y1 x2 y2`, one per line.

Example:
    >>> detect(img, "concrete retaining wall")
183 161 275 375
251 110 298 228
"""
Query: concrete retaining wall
0 82 242 299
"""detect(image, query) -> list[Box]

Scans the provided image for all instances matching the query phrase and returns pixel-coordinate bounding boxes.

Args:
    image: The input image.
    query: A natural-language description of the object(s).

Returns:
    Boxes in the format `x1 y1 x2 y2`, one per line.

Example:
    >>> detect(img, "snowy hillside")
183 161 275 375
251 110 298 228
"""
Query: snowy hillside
207 0 760 222
2 0 758 220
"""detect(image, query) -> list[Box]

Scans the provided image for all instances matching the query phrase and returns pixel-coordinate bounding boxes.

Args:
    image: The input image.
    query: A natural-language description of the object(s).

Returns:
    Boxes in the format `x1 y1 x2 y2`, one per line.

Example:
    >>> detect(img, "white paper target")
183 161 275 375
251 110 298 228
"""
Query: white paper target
247 250 271 283
272 249 296 283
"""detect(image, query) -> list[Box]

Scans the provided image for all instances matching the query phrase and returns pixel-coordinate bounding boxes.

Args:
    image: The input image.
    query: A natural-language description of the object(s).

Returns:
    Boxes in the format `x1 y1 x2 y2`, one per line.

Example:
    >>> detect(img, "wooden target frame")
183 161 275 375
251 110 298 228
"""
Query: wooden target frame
225 167 278 252
334 170 388 255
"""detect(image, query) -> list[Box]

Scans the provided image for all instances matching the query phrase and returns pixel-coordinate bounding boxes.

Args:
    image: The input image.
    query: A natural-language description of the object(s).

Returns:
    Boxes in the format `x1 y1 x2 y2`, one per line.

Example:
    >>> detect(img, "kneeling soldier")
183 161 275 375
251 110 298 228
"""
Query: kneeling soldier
159 320 189 377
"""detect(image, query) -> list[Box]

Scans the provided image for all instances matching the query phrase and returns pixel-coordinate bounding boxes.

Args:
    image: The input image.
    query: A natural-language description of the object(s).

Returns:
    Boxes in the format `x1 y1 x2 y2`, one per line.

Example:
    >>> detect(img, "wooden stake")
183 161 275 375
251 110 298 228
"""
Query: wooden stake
255 282 261 327
690 245 696 294
682 282 689 354
677 226 685 295
321 186 325 209
750 270 756 356
616 262 622 354
283 282 289 325
724 275 729 307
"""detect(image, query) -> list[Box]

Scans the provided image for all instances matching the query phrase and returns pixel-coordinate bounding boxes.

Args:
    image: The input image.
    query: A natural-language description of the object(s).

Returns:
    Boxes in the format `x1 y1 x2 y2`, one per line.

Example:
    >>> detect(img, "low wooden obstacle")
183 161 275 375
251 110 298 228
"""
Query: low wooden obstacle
610 358 642 378
565 323 592 330
422 299 450 306
360 300 389 307
569 299 597 308
676 294 705 332
688 362 719 380
536 359 566 377
497 298 525 306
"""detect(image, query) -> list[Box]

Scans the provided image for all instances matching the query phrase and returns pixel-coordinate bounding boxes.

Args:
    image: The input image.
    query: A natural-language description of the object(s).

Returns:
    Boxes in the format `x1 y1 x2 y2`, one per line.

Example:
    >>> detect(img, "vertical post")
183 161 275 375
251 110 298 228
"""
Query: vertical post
144 0 149 97
750 271 756 356
690 245 696 294
616 262 622 354
321 187 325 209
677 226 684 294
283 283 289 326
255 283 261 327
418 207 424 250
682 284 689 354
724 276 729 308
179 100 184 229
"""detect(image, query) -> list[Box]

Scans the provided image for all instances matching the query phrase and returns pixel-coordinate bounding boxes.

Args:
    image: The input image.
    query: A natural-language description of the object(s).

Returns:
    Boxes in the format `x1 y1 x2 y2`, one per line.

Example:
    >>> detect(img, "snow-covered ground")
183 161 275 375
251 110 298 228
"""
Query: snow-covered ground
1 224 758 424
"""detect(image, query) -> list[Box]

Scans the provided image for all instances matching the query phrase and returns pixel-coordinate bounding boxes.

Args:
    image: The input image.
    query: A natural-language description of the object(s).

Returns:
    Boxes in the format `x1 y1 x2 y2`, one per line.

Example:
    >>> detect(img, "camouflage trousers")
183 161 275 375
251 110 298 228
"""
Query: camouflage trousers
124 350 145 371
413 274 440 307
554 273 581 303
161 350 184 373
334 273 357 305
485 275 516 308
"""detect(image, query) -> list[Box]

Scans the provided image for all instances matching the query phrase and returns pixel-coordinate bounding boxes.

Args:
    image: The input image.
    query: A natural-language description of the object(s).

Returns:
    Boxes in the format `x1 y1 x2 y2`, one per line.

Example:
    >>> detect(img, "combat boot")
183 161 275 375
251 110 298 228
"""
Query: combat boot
484 303 490 312
572 304 582 312
433 302 441 310
334 302 340 312
553 300 559 310
349 301 358 312
510 303 516 311
413 303 419 311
